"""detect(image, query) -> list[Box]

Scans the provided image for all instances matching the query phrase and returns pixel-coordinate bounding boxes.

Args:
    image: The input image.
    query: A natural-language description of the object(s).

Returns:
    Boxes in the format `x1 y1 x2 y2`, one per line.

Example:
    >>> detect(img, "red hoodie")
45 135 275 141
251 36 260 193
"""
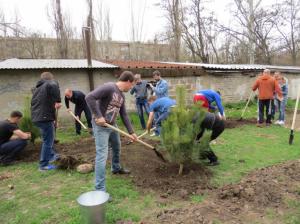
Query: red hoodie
252 74 282 100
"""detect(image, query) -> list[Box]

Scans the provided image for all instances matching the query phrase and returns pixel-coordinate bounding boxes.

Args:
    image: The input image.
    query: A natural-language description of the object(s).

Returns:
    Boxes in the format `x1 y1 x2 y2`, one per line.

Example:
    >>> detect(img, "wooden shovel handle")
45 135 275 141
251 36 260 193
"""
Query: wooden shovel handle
241 91 254 118
138 127 156 139
291 88 300 130
105 123 155 150
68 110 88 129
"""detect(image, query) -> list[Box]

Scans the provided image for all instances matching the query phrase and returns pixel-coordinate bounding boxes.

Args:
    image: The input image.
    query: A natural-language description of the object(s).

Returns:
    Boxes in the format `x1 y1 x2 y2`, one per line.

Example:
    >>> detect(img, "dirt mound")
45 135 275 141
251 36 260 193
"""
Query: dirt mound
225 118 257 129
153 159 300 223
16 136 212 198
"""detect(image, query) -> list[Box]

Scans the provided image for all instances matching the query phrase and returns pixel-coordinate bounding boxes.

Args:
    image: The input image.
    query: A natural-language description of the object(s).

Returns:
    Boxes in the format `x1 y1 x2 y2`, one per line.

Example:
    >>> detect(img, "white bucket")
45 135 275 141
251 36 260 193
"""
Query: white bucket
77 191 110 224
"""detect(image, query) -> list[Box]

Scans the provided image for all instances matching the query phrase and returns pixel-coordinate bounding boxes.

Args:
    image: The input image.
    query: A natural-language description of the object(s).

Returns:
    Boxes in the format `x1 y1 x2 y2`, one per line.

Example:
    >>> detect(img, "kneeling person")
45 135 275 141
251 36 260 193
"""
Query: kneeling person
0 111 31 166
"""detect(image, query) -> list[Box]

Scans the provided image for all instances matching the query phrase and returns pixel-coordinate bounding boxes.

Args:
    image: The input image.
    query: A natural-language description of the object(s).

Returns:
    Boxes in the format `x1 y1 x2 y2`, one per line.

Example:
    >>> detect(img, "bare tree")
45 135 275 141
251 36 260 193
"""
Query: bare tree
22 32 45 59
86 0 97 57
180 0 219 63
94 0 112 59
48 0 72 58
161 0 182 61
219 0 277 64
275 0 300 65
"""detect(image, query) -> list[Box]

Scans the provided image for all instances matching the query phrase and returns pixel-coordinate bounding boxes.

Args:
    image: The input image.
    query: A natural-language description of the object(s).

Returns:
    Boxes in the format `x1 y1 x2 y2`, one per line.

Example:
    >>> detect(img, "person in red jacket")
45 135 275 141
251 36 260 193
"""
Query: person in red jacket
252 69 282 127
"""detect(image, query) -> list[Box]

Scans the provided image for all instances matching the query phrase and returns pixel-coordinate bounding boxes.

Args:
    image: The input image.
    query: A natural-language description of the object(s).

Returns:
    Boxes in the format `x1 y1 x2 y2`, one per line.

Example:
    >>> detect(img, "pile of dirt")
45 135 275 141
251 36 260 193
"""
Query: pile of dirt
16 136 212 198
153 159 300 223
225 118 257 129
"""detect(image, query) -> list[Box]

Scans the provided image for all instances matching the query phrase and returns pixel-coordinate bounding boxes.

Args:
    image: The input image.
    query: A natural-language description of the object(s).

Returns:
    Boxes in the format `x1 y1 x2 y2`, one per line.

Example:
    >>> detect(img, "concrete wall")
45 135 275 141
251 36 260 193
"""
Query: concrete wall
1 68 300 120
0 69 116 120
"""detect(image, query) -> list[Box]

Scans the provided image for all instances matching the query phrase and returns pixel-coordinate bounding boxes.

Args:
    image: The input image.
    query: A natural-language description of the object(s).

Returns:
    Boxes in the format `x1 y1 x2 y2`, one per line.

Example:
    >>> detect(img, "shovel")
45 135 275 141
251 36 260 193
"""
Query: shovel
67 110 88 130
104 123 166 162
126 127 156 145
239 91 254 121
289 87 300 145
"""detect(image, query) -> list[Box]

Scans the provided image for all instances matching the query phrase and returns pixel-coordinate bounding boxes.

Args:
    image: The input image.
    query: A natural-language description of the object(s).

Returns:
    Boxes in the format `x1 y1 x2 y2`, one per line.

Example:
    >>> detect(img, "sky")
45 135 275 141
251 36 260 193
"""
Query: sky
0 0 274 42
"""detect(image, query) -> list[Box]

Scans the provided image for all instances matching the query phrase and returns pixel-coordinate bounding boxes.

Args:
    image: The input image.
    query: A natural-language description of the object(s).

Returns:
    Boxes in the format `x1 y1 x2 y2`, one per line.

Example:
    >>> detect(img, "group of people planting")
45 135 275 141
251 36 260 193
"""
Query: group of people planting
1 68 288 195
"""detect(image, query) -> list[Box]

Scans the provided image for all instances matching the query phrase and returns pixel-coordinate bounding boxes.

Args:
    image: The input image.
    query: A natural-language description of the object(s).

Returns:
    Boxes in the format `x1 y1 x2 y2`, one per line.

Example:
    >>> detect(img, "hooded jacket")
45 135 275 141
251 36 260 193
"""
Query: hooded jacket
252 74 282 100
31 79 61 122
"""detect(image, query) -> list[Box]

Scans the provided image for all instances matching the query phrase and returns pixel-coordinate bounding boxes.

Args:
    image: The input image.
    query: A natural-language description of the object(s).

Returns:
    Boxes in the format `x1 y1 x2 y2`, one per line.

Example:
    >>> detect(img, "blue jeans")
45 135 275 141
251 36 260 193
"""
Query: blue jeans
34 121 57 168
92 121 121 191
154 110 170 135
275 98 287 121
0 139 27 164
135 98 149 129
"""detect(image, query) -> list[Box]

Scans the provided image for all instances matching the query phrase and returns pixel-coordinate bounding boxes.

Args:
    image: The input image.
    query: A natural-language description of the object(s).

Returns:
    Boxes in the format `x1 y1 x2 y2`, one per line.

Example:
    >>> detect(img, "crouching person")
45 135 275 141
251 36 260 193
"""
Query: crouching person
0 111 31 166
146 96 176 136
194 112 225 166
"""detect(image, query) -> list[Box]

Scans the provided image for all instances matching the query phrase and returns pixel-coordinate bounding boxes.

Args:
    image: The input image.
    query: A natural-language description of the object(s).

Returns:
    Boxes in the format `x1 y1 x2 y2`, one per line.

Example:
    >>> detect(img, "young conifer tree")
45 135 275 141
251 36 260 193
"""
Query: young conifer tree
161 86 210 175
19 96 40 143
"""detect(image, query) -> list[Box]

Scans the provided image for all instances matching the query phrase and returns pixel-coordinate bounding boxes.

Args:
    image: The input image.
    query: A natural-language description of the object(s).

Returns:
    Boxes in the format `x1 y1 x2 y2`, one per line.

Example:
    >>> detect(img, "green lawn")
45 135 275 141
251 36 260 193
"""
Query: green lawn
1 105 300 223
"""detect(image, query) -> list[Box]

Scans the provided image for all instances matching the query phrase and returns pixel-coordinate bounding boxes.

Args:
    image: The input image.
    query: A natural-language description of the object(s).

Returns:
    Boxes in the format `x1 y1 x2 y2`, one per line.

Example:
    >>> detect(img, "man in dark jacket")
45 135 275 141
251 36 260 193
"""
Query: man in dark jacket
31 72 61 171
130 74 150 129
65 89 92 135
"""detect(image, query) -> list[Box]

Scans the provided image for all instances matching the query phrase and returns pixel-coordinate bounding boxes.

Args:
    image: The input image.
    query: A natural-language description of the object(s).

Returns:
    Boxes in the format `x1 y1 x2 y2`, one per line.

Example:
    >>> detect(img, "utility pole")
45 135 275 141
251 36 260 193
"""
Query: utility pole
83 27 94 91
248 0 255 64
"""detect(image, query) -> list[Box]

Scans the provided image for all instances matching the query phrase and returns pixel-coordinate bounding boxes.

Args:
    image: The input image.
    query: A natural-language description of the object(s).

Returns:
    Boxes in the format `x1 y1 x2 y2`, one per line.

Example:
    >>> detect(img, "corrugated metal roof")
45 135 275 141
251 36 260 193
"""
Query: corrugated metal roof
106 60 200 69
0 58 118 69
161 62 300 72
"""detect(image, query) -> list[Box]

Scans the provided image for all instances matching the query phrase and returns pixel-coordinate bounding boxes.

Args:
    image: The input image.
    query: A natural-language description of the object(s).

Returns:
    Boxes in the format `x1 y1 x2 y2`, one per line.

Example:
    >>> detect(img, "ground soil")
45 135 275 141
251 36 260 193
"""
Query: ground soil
12 118 300 223
152 159 300 224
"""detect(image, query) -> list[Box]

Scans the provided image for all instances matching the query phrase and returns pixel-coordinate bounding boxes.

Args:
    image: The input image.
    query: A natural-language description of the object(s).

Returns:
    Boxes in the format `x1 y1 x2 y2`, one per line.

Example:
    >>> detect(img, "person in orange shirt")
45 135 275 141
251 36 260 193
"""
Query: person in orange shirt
252 69 282 127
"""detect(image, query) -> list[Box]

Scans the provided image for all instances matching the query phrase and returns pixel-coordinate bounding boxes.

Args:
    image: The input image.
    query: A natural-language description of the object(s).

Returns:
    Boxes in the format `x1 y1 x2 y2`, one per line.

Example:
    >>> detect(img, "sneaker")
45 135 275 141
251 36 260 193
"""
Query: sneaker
275 120 280 125
278 120 285 126
39 164 57 171
112 168 131 175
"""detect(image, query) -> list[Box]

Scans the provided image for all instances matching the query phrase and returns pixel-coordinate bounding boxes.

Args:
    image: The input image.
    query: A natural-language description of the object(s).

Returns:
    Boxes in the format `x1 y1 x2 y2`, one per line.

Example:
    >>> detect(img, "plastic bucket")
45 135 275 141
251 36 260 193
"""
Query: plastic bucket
77 191 110 224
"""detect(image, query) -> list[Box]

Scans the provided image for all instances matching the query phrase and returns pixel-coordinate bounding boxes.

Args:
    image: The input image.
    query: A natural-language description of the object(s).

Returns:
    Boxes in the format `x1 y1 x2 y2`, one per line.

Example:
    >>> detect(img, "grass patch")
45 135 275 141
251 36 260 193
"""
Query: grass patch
0 163 151 224
211 124 300 186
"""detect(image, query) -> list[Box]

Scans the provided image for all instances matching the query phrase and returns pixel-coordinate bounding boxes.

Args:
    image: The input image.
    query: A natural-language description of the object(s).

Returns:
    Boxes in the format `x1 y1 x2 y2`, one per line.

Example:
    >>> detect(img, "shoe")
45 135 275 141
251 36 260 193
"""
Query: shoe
275 120 280 125
49 154 60 163
39 164 57 171
207 161 220 166
278 120 285 126
256 123 263 128
112 168 131 175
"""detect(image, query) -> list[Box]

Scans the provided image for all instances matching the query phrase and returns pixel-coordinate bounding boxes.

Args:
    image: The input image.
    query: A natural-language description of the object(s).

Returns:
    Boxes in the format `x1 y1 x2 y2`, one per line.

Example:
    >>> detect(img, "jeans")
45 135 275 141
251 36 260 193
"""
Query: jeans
154 110 170 136
275 97 287 121
0 139 27 164
75 104 92 134
135 98 149 129
34 121 57 168
258 99 273 124
92 121 121 191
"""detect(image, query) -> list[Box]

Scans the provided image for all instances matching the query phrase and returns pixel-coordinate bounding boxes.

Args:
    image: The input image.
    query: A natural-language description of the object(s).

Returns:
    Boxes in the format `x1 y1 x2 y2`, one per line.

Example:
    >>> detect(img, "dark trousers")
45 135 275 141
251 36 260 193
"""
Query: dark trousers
135 98 149 129
0 139 27 164
197 114 225 162
75 104 92 134
258 99 273 124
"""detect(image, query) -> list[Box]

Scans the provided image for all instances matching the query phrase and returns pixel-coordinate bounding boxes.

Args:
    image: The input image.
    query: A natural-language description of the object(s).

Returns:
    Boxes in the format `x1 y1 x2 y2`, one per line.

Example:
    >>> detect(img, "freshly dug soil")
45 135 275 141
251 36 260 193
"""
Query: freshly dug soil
16 136 212 198
153 159 300 224
225 118 257 129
